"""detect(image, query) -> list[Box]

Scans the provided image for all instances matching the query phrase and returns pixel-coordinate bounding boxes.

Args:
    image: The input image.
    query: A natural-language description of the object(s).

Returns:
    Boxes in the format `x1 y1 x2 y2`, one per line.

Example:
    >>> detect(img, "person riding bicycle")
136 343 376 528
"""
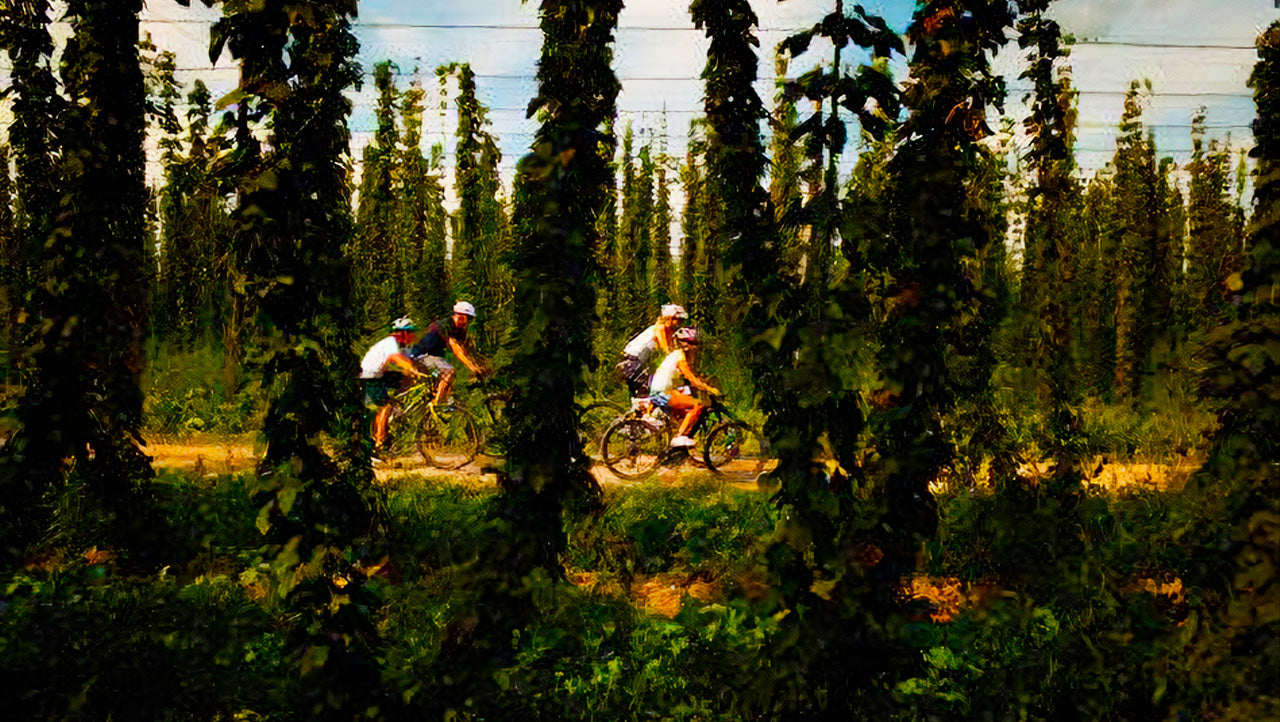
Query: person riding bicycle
361 316 425 452
409 300 489 406
650 326 721 448
615 304 688 398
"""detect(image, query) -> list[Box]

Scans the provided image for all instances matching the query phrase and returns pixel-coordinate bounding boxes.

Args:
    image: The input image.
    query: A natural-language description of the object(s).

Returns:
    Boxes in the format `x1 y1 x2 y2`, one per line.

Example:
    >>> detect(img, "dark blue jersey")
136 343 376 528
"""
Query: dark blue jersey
410 315 468 358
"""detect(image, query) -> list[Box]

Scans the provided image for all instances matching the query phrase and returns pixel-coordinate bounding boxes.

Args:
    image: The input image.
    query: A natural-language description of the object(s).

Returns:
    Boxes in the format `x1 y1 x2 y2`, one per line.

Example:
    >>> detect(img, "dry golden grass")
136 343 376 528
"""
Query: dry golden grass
627 573 724 617
565 570 727 618
900 575 1007 623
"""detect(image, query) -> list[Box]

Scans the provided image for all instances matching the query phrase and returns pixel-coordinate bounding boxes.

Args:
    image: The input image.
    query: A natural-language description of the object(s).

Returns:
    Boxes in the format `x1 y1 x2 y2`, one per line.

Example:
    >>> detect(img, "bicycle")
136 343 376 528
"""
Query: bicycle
579 397 627 460
465 385 625 463
458 376 512 460
599 395 770 479
375 374 482 470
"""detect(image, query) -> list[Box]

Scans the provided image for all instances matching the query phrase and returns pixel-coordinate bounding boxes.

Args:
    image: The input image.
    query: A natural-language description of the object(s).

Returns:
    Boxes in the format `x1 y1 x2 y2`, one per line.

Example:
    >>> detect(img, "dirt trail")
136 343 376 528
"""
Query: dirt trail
145 439 769 489
146 437 1202 494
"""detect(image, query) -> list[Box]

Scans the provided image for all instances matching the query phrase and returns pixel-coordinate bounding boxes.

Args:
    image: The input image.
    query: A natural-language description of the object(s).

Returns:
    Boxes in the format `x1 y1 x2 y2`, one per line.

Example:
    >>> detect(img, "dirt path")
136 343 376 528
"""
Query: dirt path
145 439 770 489
145 437 1201 494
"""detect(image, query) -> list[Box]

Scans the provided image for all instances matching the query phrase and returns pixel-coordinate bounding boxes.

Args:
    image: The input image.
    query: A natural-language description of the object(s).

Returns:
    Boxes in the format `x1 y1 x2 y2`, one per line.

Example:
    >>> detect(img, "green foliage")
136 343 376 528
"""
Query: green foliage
0 0 155 567
382 482 496 573
769 51 805 274
210 0 387 716
0 0 60 320
155 75 233 348
1185 109 1245 332
678 121 706 316
447 62 512 352
380 479 780 719
143 343 264 436
565 482 775 577
2 4 1278 720
511 595 779 720
1176 21 1280 716
430 1 622 716
652 130 675 307
351 60 406 332
400 84 451 323
0 145 15 381
632 142 657 324
1112 81 1164 400
613 123 656 336
1075 169 1122 397
0 572 286 721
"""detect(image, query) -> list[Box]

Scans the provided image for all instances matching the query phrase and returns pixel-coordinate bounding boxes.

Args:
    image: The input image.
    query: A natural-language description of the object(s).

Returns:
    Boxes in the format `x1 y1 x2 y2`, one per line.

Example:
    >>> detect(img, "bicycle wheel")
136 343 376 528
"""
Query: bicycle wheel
600 418 667 479
415 405 481 470
703 421 770 475
579 400 625 460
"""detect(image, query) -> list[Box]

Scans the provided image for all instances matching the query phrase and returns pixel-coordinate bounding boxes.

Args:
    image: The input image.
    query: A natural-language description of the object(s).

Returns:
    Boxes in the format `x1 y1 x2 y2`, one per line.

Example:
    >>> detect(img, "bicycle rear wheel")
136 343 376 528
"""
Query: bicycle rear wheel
703 421 770 476
600 418 667 479
415 406 481 470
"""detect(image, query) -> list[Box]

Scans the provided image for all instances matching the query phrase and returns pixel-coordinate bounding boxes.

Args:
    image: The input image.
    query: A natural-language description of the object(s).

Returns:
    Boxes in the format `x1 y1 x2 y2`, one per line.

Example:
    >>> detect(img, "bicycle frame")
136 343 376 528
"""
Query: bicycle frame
626 395 739 438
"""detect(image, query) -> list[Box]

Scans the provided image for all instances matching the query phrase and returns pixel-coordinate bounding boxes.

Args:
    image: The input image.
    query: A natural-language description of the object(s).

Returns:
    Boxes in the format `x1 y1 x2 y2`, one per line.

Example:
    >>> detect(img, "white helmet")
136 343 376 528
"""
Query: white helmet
661 304 688 320
453 300 477 317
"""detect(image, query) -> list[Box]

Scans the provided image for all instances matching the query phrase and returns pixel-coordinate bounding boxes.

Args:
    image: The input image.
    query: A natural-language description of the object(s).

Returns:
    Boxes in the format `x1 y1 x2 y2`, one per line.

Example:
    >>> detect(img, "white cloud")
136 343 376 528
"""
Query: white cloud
4 0 1270 194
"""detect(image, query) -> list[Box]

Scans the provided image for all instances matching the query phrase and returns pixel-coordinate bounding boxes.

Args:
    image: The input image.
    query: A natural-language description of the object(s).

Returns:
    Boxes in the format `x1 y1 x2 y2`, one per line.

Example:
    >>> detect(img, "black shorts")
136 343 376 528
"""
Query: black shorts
363 372 405 407
613 355 650 397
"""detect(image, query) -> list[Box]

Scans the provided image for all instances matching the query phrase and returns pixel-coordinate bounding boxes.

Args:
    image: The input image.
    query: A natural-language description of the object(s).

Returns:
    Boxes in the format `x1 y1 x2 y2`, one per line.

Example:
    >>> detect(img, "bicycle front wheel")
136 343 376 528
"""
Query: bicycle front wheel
703 421 770 475
415 406 481 470
600 418 667 479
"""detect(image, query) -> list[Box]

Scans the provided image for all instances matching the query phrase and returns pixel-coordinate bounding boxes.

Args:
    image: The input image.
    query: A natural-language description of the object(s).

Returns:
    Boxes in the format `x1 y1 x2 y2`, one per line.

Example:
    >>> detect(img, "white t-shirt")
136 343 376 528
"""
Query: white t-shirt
649 349 686 395
622 324 660 365
360 336 402 379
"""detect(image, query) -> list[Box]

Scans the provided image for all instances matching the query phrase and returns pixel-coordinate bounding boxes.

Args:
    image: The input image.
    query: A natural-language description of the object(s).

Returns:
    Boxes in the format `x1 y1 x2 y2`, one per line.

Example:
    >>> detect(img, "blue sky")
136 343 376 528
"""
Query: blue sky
343 0 1273 178
8 1 1274 190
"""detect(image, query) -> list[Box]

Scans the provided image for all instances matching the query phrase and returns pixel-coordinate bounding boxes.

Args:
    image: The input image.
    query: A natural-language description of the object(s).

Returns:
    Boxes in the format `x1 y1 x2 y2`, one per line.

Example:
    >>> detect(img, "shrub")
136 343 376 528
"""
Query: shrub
142 343 264 437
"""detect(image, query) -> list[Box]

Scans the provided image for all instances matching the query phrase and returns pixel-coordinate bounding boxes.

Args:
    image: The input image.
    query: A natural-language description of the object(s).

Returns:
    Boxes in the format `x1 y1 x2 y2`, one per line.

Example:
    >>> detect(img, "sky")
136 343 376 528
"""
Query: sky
3 0 1278 195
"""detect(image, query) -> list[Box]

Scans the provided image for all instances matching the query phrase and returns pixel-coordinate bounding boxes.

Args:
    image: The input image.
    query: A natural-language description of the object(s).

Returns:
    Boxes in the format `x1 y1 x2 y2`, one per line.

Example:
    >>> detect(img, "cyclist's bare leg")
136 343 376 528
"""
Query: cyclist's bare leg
677 405 705 437
374 404 394 448
433 368 456 405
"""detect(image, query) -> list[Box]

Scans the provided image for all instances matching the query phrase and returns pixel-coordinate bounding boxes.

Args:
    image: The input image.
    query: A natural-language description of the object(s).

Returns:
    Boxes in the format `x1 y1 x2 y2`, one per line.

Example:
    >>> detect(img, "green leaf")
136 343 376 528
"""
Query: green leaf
300 644 330 676
215 87 246 111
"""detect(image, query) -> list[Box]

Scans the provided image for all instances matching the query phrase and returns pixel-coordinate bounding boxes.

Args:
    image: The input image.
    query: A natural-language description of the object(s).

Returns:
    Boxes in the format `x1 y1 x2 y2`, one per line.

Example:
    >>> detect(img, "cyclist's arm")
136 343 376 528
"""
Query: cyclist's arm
656 325 676 354
676 358 721 396
447 337 486 376
386 352 424 377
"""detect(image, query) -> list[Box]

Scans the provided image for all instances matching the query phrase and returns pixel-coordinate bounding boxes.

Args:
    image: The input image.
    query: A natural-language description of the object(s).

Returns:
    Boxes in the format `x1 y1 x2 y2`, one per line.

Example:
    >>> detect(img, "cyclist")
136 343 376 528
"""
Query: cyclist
361 316 425 452
650 326 721 447
409 300 489 406
614 304 688 398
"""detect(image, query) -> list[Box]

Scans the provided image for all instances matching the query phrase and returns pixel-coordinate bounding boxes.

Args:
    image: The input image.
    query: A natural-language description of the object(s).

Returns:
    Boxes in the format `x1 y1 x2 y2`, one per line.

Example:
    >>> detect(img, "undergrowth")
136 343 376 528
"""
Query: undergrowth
0 460 1265 720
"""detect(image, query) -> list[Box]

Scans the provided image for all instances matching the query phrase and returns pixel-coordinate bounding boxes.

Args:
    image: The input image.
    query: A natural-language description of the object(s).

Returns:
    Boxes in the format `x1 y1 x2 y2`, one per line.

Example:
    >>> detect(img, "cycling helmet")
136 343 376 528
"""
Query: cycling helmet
391 316 419 332
675 326 701 344
661 304 689 320
453 300 477 317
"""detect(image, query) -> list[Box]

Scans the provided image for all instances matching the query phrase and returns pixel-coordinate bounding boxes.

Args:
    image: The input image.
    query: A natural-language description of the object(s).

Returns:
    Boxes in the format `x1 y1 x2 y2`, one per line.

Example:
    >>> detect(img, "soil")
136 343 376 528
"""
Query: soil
144 437 772 489
146 436 1202 494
